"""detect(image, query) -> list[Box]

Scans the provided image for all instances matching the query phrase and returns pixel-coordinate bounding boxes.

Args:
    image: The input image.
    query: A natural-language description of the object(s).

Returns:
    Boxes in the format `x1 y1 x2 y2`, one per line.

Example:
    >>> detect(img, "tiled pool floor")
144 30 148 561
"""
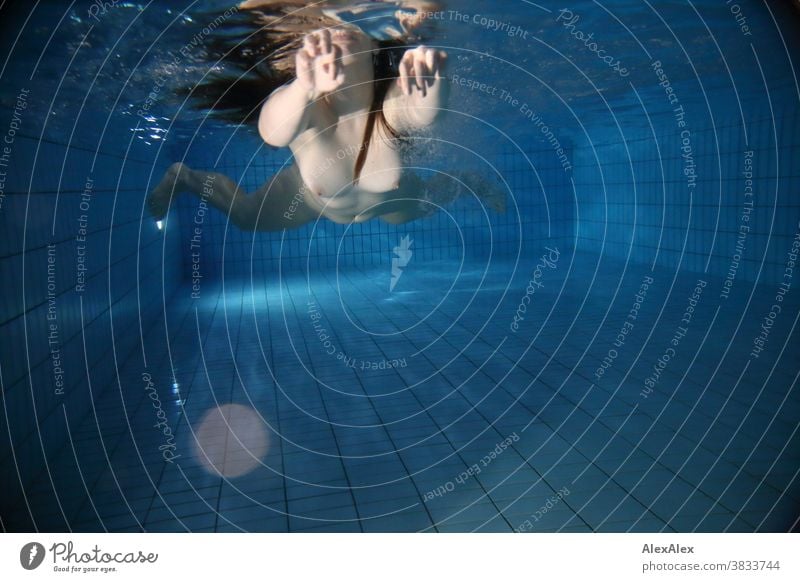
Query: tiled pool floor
7 252 800 532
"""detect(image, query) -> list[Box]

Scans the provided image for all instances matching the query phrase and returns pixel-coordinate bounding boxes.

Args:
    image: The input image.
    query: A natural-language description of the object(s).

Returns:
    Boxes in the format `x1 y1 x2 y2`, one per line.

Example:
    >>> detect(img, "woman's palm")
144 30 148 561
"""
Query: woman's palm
296 29 344 97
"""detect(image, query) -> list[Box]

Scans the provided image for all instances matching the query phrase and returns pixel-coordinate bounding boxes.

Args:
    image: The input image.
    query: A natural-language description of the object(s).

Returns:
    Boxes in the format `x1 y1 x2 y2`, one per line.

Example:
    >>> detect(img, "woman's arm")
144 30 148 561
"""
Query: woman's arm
257 80 316 147
257 29 343 147
384 46 448 132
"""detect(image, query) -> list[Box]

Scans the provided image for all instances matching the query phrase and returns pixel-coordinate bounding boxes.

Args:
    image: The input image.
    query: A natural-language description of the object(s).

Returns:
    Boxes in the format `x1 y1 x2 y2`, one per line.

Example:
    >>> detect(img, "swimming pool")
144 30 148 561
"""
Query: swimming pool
0 0 799 533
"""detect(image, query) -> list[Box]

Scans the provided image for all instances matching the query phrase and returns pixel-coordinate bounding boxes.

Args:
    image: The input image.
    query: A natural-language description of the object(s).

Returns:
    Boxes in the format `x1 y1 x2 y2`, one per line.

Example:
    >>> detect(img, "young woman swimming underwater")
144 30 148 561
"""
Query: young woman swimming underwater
147 0 506 230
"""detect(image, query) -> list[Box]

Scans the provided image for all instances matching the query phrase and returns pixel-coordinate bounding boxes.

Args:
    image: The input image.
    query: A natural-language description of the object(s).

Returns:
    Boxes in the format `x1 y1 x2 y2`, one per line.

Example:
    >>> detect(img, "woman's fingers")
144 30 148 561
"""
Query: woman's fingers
398 46 448 96
424 49 435 76
296 48 314 90
399 57 413 95
414 60 426 97
331 44 343 82
303 33 318 58
400 51 422 96
319 28 332 56
320 42 340 80
304 29 333 57
298 29 346 94
412 48 425 96
434 50 448 77
322 44 342 83
313 45 343 91
310 29 334 75
297 49 312 75
436 50 448 74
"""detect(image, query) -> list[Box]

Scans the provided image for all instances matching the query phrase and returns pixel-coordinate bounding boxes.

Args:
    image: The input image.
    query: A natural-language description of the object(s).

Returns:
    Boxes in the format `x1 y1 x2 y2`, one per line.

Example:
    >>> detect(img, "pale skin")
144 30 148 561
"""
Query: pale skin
147 25 505 230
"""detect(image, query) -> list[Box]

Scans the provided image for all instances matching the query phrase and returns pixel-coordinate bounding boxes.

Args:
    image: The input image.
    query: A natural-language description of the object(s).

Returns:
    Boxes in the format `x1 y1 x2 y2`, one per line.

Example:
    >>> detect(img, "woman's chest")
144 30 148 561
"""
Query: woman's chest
297 118 402 196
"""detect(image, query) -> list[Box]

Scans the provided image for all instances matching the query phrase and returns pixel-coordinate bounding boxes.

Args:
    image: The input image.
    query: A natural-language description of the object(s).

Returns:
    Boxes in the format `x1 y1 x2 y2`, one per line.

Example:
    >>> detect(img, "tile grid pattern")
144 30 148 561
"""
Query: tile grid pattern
8 253 797 532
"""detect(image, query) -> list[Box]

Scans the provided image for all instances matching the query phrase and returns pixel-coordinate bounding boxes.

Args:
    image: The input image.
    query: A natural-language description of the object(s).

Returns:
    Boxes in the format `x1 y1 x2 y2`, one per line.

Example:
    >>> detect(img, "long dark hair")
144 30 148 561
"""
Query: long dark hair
183 2 407 183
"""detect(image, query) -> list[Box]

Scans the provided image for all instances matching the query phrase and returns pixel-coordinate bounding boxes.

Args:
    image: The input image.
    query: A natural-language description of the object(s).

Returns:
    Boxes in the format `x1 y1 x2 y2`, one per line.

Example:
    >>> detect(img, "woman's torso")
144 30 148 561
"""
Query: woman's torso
290 111 408 224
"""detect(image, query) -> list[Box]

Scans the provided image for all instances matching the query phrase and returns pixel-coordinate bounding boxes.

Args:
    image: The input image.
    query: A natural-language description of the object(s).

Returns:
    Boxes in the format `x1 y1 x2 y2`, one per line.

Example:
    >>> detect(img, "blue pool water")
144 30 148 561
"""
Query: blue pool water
0 0 799 532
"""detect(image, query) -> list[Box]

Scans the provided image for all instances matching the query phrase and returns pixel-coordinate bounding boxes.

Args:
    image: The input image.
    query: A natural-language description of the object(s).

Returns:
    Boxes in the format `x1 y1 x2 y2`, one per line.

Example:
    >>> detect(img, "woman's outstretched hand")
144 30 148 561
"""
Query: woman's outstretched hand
397 46 447 97
296 29 344 99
